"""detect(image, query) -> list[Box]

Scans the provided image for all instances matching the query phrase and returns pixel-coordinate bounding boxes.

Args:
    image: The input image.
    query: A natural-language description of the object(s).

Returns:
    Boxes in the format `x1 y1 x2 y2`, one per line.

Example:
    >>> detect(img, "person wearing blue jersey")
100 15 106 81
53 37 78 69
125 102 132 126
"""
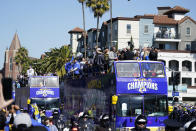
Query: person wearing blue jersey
65 56 74 77
70 58 81 78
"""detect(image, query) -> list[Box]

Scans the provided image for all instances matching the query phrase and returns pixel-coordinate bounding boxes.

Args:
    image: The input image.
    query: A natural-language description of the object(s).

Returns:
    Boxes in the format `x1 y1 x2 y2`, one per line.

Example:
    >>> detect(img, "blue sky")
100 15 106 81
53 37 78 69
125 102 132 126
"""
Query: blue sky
0 0 196 69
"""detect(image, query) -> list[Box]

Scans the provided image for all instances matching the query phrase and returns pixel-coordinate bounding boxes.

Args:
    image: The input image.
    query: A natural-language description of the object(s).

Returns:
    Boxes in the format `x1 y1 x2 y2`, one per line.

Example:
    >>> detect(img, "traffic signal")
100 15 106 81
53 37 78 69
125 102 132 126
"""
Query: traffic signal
172 71 180 85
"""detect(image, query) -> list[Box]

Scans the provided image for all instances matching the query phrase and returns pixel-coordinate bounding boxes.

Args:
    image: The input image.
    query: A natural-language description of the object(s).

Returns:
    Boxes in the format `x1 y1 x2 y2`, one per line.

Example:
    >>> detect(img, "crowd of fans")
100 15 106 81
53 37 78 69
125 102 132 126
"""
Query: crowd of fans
65 46 159 78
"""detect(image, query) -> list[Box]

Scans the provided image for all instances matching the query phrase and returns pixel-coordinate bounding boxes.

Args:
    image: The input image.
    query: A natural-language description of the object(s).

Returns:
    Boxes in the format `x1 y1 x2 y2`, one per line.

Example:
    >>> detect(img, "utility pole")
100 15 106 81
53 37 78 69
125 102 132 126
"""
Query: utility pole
110 0 112 50
172 71 175 105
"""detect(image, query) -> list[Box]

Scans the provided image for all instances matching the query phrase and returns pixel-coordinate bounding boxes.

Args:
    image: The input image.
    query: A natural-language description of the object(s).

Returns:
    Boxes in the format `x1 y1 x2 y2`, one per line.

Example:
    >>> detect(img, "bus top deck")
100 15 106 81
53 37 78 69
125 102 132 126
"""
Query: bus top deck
113 60 167 95
28 76 59 88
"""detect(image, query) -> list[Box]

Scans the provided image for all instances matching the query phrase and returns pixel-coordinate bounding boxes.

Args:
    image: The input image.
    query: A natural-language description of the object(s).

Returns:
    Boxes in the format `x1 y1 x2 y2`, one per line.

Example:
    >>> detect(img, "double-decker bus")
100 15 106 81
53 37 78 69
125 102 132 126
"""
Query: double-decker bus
29 76 60 117
15 76 60 117
63 60 168 130
114 60 168 130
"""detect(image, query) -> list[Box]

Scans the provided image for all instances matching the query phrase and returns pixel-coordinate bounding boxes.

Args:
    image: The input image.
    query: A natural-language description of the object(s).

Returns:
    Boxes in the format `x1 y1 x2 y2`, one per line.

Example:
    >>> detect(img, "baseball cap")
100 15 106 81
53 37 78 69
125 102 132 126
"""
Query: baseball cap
14 113 32 128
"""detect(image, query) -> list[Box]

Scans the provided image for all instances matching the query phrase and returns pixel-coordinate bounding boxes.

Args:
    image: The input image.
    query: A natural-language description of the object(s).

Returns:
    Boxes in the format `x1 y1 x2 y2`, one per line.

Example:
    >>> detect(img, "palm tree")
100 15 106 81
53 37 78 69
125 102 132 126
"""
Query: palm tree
86 0 110 46
15 47 30 75
77 0 87 59
41 45 72 78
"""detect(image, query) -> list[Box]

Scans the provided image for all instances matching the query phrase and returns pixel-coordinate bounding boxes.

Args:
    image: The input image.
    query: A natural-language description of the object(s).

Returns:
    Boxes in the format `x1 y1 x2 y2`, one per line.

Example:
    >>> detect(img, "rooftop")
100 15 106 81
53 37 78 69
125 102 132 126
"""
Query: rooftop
164 6 190 15
153 15 178 25
68 27 84 33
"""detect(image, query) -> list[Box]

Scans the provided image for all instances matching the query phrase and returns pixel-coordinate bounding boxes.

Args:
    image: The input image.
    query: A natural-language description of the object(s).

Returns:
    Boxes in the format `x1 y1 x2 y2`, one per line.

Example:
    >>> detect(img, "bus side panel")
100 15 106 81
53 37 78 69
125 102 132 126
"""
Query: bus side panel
63 74 115 117
15 87 29 109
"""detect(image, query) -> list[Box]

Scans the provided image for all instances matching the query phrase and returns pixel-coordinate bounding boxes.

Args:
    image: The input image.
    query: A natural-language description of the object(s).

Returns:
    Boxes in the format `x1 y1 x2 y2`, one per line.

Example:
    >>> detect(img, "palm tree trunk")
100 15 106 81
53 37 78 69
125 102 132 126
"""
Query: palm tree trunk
96 16 100 47
110 0 112 50
82 2 87 59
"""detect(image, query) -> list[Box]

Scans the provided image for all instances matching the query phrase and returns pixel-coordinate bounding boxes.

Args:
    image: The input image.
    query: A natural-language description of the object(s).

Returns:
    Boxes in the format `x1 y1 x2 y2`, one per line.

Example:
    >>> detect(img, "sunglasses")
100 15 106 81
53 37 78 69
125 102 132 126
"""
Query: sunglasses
137 122 146 125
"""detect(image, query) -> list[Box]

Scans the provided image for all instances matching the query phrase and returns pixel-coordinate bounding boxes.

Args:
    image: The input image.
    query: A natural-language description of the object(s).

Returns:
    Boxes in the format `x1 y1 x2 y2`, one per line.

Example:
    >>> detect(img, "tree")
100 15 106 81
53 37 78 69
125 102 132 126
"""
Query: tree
86 0 110 46
78 0 87 58
41 45 72 78
15 47 30 75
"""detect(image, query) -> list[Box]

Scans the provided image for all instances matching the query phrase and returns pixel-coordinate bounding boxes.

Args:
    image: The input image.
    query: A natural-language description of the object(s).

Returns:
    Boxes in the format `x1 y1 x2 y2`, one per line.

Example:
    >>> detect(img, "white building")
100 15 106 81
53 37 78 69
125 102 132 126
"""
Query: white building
68 27 84 55
106 17 140 49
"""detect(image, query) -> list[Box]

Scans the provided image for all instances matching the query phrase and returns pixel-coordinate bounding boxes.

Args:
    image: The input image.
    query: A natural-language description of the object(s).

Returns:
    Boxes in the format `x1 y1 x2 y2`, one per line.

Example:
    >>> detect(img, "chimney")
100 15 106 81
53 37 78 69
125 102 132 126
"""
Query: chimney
157 7 171 15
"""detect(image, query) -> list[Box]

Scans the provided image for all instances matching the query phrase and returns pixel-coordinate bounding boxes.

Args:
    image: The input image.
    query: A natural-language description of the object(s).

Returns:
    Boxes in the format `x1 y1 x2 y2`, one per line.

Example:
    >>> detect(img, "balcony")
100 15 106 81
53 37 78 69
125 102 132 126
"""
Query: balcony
154 32 181 42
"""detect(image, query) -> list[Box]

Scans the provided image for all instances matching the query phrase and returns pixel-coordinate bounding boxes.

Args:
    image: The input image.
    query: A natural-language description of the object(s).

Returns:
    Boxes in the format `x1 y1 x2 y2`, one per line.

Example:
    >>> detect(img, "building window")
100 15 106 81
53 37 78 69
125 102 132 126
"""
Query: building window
114 24 118 35
9 57 13 71
159 44 165 49
127 24 131 34
182 60 192 71
144 25 149 34
169 60 179 71
195 62 196 72
186 44 191 51
195 78 196 86
182 78 192 87
186 27 190 36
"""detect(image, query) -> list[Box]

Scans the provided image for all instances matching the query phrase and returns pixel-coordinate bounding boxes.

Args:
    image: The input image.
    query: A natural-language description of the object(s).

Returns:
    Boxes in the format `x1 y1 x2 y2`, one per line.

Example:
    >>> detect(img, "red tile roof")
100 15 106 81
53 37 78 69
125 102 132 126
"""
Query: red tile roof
68 27 84 33
164 6 189 15
153 15 178 25
178 16 196 24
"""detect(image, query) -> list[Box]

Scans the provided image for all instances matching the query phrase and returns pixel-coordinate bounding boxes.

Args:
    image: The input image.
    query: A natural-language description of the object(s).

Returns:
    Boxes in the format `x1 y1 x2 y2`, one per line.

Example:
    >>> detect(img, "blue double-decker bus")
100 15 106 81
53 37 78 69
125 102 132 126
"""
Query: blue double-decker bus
114 60 168 130
28 76 60 117
63 60 168 130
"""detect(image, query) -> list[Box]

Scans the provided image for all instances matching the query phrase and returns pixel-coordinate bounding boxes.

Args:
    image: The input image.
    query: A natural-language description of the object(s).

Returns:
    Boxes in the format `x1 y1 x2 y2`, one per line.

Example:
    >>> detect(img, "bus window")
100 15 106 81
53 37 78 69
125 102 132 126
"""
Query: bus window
141 63 165 78
144 95 167 116
45 77 59 87
116 63 140 78
30 77 44 87
117 95 143 117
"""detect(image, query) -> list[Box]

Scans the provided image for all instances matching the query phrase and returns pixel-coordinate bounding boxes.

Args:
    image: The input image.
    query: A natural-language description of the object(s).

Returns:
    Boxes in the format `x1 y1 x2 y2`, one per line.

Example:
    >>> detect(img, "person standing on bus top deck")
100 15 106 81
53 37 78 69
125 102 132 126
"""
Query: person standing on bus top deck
131 114 150 131
149 47 158 61
71 58 81 77
142 50 149 60
109 46 118 72
124 46 134 60
65 56 74 76
27 66 35 78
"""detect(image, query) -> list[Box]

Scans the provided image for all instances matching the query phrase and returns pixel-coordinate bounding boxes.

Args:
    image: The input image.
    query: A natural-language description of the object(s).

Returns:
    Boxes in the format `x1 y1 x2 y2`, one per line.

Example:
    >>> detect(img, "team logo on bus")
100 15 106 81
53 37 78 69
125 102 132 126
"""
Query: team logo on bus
127 78 158 93
36 89 54 97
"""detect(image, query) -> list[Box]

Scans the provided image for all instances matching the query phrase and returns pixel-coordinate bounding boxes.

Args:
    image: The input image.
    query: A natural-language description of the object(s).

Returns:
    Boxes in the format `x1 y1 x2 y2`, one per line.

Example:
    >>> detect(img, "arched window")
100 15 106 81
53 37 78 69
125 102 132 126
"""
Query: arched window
195 62 196 72
182 60 192 71
9 57 13 71
169 60 179 71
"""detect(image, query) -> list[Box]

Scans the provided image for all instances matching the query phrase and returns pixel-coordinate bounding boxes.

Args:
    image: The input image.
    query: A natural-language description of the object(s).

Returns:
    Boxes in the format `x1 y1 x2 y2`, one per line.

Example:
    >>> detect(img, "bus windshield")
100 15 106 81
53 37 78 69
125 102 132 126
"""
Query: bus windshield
141 63 165 78
117 95 143 117
31 98 59 110
30 77 59 87
117 95 167 117
144 95 167 116
116 63 140 77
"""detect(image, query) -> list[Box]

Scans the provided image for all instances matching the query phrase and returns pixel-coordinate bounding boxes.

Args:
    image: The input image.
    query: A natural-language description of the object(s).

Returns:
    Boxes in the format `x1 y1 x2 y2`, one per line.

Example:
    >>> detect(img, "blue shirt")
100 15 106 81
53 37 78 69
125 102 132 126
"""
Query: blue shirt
65 56 74 73
73 61 80 75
